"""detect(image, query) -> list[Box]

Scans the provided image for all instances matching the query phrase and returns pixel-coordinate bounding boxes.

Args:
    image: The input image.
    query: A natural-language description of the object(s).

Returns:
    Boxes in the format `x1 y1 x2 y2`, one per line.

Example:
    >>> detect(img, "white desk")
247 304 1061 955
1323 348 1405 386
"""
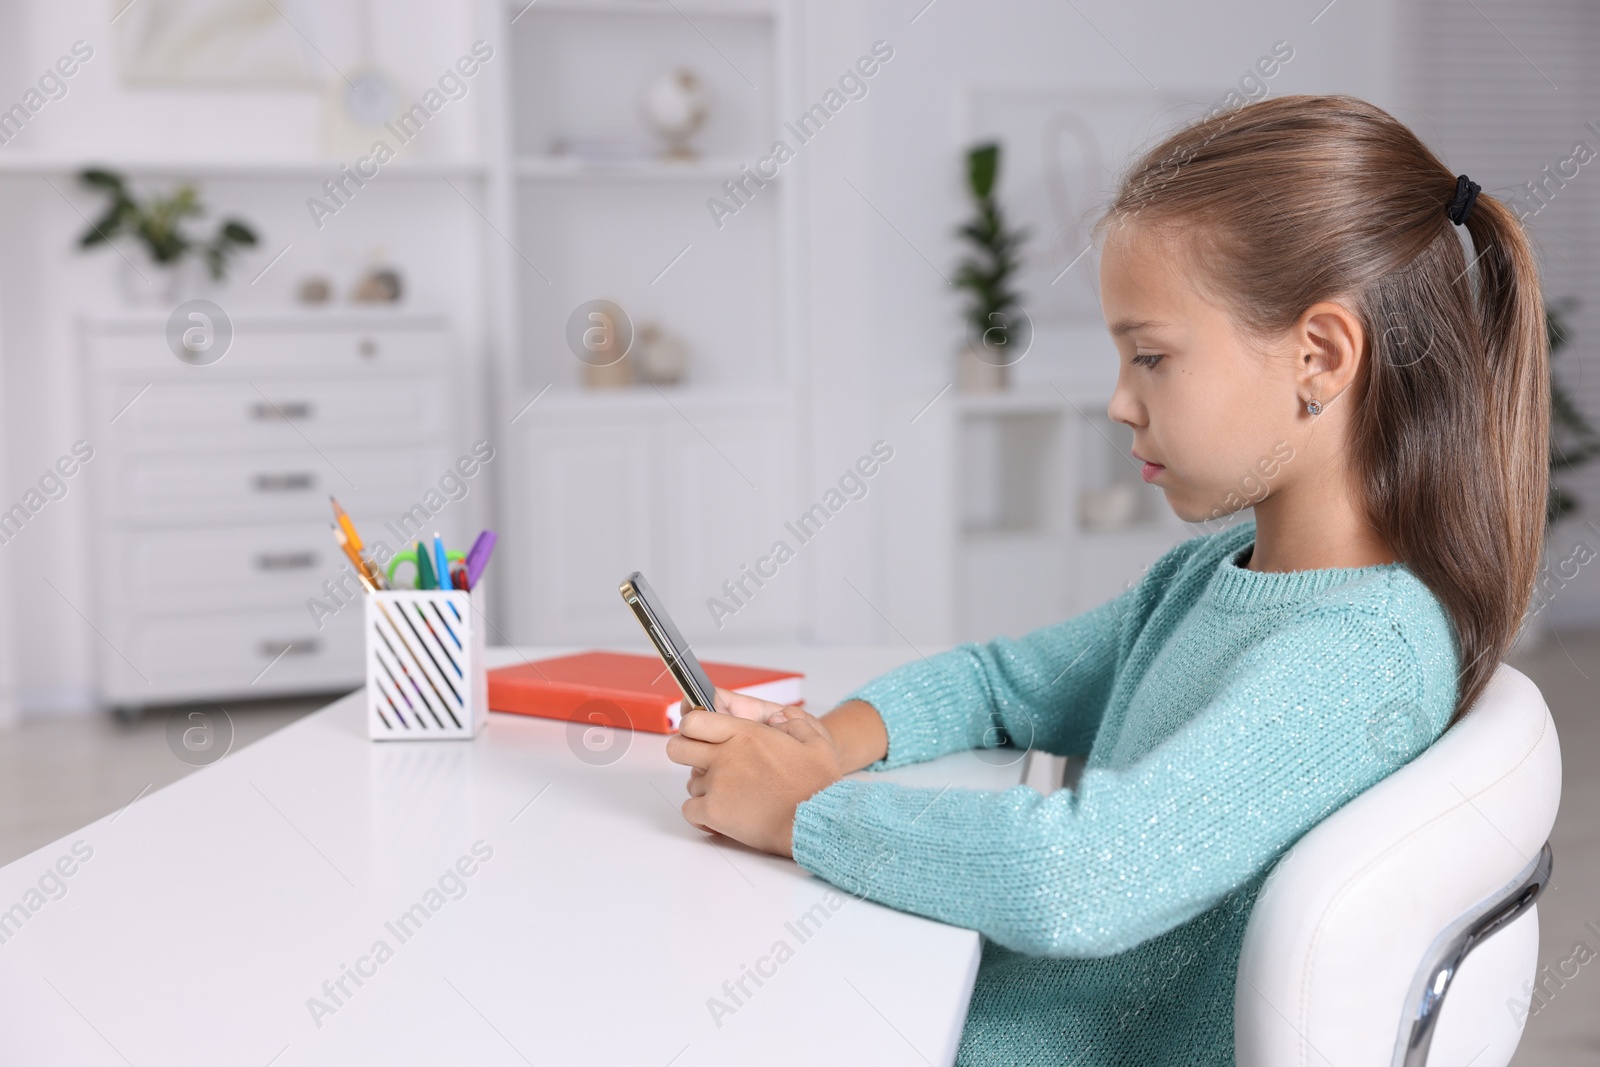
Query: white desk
0 646 1030 1066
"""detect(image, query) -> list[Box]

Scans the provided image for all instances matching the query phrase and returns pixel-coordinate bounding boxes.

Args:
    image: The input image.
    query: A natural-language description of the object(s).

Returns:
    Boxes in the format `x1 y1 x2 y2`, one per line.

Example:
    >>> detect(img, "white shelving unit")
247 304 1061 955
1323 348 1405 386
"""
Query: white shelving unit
484 0 805 646
952 383 1192 644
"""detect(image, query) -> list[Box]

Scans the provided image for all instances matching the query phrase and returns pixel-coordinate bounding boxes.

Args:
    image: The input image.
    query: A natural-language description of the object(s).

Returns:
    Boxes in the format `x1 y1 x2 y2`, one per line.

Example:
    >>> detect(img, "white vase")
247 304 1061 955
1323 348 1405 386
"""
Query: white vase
117 246 206 307
957 343 1009 392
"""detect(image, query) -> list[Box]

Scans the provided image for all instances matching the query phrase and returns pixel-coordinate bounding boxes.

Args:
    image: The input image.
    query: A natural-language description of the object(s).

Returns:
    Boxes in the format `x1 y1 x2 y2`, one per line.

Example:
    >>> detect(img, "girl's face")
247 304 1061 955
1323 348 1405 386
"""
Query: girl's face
1099 223 1306 526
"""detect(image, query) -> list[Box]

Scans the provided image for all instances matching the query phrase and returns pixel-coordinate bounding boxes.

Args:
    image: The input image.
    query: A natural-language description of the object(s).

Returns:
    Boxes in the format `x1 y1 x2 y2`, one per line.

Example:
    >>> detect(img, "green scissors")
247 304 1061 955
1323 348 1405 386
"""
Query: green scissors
387 546 467 590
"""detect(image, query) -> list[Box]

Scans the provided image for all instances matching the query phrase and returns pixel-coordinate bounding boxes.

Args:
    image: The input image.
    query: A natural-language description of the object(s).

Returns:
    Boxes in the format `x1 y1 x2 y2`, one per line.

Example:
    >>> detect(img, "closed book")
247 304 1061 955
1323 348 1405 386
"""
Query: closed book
487 650 803 733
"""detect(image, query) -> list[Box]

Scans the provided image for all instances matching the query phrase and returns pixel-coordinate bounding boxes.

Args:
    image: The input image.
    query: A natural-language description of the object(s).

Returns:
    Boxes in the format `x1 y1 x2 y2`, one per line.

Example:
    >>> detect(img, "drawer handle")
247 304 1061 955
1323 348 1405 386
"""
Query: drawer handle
252 472 316 492
252 400 314 421
255 551 318 571
259 639 321 658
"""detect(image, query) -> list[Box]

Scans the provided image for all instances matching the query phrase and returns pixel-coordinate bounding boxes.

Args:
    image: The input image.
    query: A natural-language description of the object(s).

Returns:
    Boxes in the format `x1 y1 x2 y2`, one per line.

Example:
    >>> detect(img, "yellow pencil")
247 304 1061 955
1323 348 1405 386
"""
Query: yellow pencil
330 495 363 553
332 523 383 591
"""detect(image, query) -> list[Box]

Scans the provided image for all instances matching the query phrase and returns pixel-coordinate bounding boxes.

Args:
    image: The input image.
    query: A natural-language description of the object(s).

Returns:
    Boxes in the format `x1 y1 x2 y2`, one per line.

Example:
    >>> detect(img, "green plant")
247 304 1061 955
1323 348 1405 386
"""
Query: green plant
953 142 1028 355
76 168 259 281
1546 295 1600 528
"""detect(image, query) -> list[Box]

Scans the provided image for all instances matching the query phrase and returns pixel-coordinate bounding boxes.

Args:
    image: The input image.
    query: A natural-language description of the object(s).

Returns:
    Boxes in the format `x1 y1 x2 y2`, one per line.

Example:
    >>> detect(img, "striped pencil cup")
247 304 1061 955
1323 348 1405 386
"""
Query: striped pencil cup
365 586 487 740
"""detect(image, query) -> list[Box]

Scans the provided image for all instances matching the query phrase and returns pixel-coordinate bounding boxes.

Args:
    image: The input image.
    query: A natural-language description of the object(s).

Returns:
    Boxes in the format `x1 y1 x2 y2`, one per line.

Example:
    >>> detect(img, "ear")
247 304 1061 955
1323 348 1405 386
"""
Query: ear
1294 299 1366 401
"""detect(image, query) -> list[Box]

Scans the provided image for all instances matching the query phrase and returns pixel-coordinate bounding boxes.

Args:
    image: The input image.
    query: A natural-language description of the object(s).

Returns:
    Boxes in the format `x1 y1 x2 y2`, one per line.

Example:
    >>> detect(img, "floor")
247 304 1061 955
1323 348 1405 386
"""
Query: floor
1504 626 1600 1066
0 694 329 871
0 630 1595 1062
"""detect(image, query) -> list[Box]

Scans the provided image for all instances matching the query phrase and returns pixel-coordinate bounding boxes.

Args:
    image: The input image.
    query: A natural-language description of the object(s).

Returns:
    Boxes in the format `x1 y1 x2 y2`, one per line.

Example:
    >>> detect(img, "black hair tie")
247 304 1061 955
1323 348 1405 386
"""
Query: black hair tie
1447 174 1480 225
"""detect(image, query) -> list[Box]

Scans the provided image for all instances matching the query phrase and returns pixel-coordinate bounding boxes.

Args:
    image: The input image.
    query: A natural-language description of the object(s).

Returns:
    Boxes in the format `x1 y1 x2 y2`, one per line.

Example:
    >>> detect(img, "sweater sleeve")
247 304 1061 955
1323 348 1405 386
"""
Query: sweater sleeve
841 581 1142 773
792 607 1449 958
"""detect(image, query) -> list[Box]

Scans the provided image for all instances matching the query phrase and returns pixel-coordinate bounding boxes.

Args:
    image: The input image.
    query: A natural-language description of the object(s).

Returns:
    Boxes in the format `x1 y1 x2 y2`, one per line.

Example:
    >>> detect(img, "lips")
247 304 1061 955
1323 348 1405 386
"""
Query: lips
1133 451 1164 483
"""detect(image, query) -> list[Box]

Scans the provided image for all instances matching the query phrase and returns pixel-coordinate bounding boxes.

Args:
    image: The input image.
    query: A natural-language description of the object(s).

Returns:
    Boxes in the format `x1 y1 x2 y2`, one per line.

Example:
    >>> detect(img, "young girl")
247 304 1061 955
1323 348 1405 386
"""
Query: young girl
666 94 1548 1064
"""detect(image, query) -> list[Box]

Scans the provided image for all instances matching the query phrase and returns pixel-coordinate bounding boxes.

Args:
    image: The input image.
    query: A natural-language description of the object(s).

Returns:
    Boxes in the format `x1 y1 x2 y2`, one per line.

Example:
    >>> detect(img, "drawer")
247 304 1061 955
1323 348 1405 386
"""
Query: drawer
100 606 364 705
99 516 471 616
101 446 451 521
85 321 448 375
98 375 447 449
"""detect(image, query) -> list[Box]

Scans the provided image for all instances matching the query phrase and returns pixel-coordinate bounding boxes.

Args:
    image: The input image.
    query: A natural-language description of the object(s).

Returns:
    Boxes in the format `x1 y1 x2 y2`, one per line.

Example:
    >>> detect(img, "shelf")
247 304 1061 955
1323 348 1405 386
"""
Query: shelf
509 383 790 415
0 156 487 179
514 156 762 181
956 380 1112 416
509 0 775 19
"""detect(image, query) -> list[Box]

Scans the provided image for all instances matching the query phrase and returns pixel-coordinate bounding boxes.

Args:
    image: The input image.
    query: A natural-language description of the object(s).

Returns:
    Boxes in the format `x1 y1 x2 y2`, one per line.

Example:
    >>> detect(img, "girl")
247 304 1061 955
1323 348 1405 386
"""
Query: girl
666 94 1548 1064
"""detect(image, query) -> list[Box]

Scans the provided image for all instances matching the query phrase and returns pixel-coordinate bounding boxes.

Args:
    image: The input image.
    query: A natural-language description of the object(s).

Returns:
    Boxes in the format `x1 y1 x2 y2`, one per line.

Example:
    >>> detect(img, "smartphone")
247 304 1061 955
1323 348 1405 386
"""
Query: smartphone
619 571 718 714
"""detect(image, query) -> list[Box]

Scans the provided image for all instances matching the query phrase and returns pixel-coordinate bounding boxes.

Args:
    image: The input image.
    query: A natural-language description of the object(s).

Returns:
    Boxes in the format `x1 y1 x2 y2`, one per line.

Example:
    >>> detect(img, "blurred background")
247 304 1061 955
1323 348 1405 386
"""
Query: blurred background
0 0 1594 1058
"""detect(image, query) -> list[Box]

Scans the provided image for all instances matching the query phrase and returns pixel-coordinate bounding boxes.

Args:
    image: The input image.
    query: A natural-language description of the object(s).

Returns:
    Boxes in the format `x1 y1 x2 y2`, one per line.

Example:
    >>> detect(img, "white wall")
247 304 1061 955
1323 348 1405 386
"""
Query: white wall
0 0 496 716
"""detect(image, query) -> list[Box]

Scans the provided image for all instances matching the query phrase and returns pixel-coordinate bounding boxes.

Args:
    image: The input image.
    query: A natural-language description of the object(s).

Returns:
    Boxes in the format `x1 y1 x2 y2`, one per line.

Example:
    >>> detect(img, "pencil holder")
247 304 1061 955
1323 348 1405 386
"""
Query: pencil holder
365 586 487 740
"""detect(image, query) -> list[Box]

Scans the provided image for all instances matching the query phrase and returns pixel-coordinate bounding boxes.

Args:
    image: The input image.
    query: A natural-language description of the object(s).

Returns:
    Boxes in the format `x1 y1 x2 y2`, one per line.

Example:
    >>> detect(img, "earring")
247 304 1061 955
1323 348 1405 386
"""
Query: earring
1305 398 1323 415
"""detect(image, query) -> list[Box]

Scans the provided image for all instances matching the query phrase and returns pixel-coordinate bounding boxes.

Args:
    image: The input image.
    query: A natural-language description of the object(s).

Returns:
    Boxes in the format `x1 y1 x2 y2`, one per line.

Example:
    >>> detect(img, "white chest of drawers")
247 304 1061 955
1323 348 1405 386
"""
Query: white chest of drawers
80 312 459 715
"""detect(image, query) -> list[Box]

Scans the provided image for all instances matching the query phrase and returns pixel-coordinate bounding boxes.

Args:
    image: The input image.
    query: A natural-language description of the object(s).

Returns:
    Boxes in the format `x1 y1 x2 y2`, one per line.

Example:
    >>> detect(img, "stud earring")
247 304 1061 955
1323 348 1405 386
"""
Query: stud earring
1305 398 1323 415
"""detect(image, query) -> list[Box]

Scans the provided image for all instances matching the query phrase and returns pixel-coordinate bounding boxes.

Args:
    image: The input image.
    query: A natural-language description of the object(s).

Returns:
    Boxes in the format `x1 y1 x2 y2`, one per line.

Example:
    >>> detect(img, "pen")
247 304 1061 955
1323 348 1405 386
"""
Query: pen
433 533 450 596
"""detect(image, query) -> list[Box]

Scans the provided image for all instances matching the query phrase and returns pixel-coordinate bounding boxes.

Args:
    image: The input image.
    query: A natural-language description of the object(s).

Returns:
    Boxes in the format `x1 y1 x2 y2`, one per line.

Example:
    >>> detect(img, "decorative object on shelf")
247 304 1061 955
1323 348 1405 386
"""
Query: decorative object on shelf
320 2 402 156
297 275 334 305
1078 483 1140 532
640 68 709 160
634 321 689 385
953 142 1030 392
75 168 259 305
113 0 319 87
584 351 636 388
351 265 403 304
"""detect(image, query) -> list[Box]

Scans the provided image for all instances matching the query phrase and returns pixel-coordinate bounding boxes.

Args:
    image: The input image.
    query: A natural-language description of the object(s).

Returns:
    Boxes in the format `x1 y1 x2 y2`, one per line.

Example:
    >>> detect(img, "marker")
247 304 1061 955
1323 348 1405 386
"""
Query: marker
464 530 498 590
433 533 450 598
416 539 437 590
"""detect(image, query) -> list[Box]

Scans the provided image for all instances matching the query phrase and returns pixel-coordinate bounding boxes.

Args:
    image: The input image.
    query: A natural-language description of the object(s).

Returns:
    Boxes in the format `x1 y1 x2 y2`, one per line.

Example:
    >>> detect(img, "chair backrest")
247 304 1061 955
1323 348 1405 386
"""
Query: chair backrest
1235 662 1562 1066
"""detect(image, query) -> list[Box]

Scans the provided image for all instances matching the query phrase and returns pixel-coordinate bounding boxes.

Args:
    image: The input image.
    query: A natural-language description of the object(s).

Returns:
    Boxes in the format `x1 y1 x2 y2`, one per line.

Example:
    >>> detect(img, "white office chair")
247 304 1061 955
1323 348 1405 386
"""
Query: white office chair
1234 662 1562 1066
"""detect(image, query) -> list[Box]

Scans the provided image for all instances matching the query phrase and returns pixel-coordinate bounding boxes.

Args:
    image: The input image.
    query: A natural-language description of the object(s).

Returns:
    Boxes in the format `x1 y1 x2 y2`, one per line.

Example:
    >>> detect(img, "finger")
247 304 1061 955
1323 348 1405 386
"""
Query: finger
763 703 803 724
664 732 720 770
717 688 786 722
772 713 825 745
678 706 747 743
686 771 707 798
681 795 713 834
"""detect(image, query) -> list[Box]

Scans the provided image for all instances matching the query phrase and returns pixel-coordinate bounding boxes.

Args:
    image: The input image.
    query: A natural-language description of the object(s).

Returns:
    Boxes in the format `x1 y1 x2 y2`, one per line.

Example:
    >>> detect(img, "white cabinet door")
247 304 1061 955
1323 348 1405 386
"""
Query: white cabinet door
654 411 798 646
508 403 800 647
517 422 660 644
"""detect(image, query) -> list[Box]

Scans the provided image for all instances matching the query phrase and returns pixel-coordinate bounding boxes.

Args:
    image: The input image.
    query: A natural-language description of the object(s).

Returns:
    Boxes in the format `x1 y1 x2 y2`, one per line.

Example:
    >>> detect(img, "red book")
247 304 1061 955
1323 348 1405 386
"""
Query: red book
487 650 804 734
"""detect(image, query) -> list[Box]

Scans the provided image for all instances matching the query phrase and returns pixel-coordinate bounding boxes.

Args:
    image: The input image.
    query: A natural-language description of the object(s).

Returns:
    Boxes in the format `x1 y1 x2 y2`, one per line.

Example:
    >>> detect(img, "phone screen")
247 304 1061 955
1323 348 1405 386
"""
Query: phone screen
619 571 718 713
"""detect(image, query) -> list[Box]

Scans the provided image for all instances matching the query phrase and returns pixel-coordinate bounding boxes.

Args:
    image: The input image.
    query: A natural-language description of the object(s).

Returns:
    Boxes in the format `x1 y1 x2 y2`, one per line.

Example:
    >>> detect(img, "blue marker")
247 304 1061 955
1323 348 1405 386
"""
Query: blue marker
433 533 451 591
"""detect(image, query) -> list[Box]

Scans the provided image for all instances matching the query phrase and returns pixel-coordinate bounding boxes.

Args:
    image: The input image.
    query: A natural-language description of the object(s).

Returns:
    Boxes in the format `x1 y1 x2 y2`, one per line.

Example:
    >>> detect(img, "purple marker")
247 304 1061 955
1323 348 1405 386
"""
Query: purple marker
464 529 497 590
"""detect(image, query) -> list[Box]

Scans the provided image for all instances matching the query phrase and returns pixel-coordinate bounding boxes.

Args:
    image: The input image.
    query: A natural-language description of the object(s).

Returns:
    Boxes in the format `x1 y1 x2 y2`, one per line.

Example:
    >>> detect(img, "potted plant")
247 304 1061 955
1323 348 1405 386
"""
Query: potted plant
953 142 1029 391
1545 296 1600 526
75 168 259 304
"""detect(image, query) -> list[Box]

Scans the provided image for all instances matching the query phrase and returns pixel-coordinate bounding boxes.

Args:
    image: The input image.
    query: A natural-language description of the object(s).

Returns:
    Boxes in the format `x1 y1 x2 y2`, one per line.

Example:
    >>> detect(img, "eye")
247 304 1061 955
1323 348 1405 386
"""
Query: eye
1131 352 1164 368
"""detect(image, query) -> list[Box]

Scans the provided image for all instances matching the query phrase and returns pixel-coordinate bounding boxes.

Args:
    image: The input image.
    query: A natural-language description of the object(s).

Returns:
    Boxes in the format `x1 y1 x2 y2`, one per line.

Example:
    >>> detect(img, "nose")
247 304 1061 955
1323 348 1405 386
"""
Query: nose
1107 362 1145 430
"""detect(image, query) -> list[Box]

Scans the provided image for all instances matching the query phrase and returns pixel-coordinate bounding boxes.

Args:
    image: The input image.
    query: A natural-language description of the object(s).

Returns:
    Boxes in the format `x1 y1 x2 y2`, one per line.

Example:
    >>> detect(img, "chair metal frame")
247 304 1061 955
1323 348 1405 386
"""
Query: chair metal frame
1392 840 1554 1067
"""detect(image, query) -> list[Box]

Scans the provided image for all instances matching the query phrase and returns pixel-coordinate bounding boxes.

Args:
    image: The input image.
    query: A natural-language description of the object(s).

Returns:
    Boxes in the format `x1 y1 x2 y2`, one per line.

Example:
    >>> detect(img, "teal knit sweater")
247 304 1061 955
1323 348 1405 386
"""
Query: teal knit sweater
790 520 1461 1065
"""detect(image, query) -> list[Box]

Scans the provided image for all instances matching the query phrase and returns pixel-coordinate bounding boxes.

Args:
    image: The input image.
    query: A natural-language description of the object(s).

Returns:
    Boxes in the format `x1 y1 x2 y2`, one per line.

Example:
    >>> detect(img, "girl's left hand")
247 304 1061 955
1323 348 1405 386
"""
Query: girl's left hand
666 705 844 857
